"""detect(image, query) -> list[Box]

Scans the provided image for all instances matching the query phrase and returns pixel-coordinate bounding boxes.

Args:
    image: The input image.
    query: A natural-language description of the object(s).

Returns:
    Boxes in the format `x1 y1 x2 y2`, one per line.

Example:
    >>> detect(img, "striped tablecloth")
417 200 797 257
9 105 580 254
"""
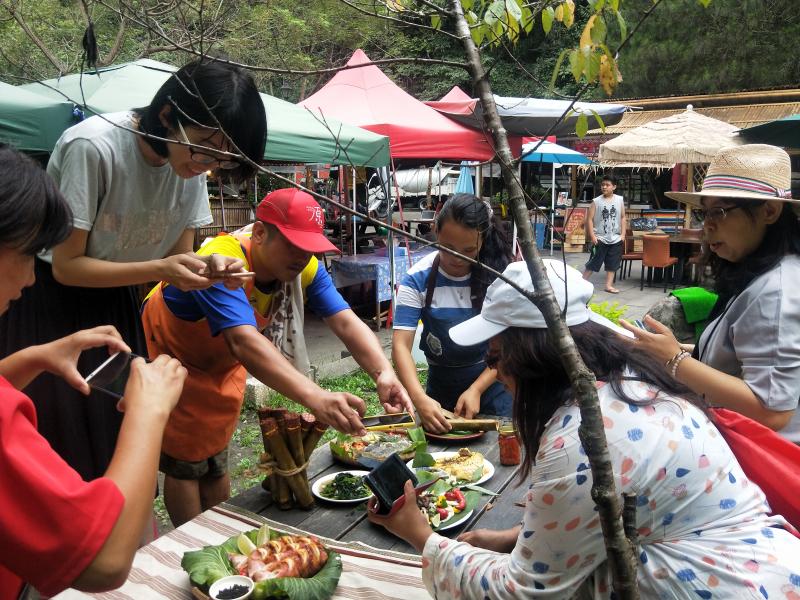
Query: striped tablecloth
53 504 430 600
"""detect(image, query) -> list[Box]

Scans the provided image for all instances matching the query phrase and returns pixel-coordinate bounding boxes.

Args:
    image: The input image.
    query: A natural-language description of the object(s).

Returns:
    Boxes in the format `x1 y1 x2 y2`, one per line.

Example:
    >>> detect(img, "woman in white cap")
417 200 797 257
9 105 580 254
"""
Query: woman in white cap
369 259 800 599
620 144 800 441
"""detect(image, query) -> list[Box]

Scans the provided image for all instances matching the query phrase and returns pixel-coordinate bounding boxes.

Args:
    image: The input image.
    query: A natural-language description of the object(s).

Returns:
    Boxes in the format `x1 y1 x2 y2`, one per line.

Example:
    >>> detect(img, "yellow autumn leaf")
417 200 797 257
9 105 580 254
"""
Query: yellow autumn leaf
580 14 596 50
554 3 564 22
599 54 616 95
563 0 575 28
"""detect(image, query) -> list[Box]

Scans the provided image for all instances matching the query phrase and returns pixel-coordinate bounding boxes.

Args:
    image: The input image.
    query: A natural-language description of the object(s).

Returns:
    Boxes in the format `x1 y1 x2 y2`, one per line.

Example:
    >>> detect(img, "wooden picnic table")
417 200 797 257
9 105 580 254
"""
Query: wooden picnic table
227 427 526 554
53 427 525 599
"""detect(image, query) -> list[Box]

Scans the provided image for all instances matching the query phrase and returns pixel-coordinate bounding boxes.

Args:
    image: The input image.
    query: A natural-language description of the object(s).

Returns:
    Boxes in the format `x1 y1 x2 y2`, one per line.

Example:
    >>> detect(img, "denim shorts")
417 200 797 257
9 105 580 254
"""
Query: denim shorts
160 447 229 480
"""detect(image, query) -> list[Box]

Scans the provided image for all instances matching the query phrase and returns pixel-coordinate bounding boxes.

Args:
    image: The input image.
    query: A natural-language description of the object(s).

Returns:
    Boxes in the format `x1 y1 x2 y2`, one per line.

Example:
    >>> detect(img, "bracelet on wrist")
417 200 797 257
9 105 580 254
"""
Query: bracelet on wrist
664 348 684 368
668 350 691 378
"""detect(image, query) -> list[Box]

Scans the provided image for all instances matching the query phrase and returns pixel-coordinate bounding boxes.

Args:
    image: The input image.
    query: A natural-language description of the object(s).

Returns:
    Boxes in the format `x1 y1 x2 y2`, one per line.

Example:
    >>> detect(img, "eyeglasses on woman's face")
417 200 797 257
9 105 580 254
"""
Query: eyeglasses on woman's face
175 120 239 170
691 205 744 224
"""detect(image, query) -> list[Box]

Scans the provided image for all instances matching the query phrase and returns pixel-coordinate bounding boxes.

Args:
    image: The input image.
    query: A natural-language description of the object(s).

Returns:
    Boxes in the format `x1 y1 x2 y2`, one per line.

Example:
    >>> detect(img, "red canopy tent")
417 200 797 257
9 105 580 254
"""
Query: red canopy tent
300 50 519 160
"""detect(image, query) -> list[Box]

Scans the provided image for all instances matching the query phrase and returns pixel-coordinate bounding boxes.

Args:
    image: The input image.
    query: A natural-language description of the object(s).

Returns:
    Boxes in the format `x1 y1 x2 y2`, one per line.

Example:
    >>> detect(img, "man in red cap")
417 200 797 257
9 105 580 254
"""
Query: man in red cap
141 188 412 526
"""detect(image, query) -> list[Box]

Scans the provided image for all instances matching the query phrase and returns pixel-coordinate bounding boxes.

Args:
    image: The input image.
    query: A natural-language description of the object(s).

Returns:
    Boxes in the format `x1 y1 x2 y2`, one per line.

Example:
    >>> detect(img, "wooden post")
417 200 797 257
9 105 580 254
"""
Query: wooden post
684 164 695 229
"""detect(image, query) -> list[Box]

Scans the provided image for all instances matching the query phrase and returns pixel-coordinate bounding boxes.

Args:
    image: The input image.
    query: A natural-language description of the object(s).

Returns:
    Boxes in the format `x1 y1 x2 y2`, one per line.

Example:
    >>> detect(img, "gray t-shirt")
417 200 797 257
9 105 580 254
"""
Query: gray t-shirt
591 194 624 244
698 254 800 442
43 112 212 263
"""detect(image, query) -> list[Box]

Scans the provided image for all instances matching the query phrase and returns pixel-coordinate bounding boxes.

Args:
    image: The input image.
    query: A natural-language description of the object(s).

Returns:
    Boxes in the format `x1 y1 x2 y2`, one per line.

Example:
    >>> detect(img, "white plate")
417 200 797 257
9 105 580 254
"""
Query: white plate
311 470 373 504
436 509 473 532
409 452 494 486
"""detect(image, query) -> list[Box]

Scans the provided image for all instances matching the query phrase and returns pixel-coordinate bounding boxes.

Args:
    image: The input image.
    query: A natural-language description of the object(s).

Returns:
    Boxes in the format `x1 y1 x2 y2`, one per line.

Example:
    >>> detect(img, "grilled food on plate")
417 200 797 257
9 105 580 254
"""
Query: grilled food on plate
433 448 486 483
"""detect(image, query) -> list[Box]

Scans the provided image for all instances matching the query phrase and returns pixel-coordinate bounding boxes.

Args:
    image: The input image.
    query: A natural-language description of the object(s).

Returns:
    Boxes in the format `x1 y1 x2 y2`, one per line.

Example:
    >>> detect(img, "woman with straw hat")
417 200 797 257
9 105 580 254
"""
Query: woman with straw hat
620 144 800 441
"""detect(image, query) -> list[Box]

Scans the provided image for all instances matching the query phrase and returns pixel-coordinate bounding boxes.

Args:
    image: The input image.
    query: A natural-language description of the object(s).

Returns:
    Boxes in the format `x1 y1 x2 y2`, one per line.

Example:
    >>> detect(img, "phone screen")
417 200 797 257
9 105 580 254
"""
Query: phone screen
364 453 418 514
84 351 137 399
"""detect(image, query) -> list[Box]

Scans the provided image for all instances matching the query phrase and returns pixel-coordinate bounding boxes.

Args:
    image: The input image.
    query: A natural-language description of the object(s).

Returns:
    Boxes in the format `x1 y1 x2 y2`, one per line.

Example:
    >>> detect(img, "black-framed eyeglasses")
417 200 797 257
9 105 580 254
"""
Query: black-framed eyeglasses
175 120 239 170
691 205 743 224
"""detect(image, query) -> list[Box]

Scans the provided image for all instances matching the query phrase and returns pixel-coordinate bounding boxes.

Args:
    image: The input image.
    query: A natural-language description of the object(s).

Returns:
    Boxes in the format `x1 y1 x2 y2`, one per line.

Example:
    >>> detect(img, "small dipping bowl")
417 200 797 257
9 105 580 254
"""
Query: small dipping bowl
208 575 254 600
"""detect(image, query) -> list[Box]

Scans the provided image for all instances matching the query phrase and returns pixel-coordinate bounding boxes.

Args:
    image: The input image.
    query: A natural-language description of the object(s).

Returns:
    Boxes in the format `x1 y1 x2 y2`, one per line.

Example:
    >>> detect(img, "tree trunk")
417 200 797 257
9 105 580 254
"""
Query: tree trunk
447 1 639 597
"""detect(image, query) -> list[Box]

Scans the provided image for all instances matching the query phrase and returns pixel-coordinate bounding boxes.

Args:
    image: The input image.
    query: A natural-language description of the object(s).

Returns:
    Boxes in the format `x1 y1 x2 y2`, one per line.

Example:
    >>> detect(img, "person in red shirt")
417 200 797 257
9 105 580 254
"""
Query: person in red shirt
0 144 187 599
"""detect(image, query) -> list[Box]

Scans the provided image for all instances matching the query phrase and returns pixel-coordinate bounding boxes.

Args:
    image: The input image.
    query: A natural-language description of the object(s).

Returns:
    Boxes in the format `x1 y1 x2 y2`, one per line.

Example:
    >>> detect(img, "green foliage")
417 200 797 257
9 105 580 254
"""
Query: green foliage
588 300 629 324
606 0 800 98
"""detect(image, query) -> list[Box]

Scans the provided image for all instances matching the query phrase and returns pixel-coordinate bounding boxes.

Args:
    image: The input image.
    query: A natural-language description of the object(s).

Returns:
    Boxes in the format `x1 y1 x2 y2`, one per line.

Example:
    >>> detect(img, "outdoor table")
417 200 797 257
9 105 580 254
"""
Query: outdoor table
228 425 524 554
53 426 525 600
669 233 703 284
52 503 429 600
330 246 436 330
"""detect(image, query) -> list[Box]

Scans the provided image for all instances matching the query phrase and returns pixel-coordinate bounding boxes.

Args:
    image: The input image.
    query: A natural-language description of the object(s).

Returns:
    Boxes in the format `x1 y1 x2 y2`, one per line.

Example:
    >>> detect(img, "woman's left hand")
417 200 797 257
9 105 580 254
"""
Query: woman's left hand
367 480 433 552
619 315 683 365
38 326 131 395
454 386 481 419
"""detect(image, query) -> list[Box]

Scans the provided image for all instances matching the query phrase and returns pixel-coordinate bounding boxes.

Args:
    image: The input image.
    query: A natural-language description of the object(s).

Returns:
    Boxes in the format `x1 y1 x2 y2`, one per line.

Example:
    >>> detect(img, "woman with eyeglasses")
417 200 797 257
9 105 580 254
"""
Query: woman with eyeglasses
0 59 267 490
392 194 514 432
621 144 800 441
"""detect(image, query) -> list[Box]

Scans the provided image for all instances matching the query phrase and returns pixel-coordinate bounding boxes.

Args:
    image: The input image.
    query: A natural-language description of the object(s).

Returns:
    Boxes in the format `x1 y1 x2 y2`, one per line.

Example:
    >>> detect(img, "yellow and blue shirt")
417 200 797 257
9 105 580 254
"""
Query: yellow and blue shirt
150 234 348 336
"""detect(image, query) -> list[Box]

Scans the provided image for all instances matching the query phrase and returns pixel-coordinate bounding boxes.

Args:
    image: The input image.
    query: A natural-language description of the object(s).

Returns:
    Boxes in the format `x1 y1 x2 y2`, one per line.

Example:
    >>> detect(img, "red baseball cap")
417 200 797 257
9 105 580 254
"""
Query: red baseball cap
256 188 339 254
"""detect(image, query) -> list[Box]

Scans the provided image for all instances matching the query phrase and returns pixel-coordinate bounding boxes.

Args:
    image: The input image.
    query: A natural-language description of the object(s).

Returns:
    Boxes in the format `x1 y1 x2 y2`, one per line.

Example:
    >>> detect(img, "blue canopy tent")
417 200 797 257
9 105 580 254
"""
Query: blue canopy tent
454 161 475 194
522 139 592 254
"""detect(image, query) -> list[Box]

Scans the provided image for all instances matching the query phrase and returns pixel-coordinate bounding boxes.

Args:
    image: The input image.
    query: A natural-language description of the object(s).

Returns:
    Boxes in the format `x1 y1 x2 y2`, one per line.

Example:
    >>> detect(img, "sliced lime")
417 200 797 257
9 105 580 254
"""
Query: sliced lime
256 524 271 547
237 532 257 555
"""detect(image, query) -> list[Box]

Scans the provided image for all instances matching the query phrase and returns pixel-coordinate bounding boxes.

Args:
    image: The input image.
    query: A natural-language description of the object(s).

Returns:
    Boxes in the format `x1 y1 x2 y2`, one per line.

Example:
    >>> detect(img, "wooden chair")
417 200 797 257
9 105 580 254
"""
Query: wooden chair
641 234 678 292
617 230 642 281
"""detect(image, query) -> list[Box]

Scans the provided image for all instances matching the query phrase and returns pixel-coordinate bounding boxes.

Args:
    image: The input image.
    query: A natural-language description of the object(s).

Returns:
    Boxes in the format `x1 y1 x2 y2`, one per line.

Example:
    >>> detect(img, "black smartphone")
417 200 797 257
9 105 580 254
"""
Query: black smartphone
84 351 138 399
364 453 418 515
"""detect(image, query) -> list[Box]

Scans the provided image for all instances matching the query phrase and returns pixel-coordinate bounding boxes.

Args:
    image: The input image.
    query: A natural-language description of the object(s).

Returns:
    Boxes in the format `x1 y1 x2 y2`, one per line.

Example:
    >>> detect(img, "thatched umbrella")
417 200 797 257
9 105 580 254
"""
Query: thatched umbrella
598 106 741 226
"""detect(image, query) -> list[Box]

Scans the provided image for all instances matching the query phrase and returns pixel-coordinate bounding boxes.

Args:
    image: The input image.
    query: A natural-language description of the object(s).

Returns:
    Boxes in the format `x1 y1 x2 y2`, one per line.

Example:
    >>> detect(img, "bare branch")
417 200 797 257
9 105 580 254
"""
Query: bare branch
0 0 67 73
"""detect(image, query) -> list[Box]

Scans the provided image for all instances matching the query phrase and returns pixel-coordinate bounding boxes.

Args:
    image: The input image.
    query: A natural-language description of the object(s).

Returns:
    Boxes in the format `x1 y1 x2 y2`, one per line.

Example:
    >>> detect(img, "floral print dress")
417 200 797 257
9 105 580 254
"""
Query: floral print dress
421 380 800 599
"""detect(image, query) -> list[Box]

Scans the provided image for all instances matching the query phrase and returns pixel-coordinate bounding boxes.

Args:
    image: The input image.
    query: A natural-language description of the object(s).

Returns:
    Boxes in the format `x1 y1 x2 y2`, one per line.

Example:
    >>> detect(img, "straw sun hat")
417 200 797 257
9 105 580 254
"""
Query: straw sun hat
666 144 794 207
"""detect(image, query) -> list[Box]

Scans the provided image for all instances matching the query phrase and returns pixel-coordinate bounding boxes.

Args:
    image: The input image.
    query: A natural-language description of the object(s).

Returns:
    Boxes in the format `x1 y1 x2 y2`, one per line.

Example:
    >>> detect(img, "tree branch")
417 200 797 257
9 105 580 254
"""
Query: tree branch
0 0 67 73
447 0 640 597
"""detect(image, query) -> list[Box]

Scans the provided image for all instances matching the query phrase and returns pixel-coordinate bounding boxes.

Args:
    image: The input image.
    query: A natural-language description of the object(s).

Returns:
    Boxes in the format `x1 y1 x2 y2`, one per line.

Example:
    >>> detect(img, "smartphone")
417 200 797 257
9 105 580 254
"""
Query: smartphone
363 453 418 515
84 351 138 399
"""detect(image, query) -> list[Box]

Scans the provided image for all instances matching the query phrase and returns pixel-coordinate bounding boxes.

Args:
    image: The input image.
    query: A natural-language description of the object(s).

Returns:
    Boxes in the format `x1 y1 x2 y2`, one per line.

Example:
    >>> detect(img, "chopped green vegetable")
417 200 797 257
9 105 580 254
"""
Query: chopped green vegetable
320 472 370 500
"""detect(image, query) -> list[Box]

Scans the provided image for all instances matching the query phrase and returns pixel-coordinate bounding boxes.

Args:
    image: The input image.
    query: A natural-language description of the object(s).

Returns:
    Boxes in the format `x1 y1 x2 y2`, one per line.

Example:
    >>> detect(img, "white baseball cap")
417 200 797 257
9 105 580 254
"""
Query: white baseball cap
449 259 634 346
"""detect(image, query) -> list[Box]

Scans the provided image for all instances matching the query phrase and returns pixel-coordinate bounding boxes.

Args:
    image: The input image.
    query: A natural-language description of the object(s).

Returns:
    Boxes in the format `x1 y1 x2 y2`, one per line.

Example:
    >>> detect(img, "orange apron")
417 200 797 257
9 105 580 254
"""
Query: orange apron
141 235 267 462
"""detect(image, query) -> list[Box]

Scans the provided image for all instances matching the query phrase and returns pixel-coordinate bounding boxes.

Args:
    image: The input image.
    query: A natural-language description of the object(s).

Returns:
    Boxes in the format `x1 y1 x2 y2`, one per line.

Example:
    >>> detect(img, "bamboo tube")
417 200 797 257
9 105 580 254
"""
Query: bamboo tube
302 418 329 461
272 410 293 508
259 416 291 508
284 414 310 502
261 417 314 509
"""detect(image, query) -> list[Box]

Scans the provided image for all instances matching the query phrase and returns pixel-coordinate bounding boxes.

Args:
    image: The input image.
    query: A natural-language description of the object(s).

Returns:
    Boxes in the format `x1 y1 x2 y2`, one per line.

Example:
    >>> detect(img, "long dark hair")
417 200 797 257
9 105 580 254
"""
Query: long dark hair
436 193 512 305
497 321 705 480
0 144 72 254
704 200 800 316
135 59 267 182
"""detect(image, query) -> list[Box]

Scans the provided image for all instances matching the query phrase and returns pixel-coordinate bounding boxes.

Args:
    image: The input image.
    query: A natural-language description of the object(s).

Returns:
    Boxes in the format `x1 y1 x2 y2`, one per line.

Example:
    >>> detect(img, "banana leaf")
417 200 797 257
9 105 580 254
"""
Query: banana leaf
182 528 342 600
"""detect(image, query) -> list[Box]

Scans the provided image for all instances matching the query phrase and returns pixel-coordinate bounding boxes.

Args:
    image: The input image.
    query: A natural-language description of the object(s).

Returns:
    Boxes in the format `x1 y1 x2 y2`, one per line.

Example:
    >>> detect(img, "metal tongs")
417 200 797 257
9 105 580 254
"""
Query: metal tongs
360 412 416 430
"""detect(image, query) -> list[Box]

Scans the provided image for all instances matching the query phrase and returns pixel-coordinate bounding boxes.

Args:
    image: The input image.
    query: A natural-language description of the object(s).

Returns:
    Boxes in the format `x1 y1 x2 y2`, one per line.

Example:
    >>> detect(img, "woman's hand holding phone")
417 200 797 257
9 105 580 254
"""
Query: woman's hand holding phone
117 355 187 417
367 479 433 553
41 326 130 395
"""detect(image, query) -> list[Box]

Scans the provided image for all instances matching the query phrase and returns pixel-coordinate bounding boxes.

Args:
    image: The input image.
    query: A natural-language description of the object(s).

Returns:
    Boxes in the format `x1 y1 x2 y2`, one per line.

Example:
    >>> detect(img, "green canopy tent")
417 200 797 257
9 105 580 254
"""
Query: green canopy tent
738 114 800 150
16 58 389 166
0 81 75 152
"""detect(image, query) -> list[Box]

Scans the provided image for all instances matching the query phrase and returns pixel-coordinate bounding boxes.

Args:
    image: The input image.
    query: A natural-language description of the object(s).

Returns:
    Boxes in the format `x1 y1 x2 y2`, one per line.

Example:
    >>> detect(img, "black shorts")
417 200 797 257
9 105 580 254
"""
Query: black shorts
585 241 623 272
